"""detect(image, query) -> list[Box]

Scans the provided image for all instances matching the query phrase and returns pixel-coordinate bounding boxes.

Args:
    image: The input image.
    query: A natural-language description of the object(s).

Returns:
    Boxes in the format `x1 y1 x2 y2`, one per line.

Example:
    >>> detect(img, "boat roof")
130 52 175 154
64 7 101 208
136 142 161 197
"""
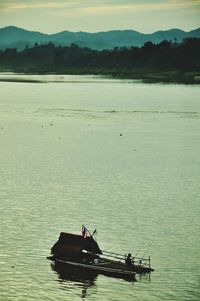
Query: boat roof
52 232 102 255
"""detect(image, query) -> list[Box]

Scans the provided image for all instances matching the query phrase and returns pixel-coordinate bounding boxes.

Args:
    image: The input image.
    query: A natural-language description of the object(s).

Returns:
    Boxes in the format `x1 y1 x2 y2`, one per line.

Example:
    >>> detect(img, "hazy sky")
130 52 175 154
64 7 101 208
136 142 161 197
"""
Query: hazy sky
0 0 200 33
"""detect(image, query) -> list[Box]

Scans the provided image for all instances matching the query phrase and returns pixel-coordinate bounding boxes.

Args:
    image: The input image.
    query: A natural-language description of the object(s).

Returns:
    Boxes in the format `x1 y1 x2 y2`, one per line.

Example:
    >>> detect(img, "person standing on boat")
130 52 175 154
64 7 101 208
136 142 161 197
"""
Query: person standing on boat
125 253 132 266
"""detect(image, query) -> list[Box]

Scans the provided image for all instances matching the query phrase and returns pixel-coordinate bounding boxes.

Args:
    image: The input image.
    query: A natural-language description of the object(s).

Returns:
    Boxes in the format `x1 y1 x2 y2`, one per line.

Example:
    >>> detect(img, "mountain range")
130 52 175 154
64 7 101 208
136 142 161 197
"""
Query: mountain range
0 26 200 50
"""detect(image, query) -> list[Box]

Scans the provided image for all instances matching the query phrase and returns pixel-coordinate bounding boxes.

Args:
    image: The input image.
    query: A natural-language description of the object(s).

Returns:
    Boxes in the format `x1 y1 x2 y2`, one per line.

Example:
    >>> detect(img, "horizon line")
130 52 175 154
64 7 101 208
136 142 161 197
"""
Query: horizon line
0 24 200 35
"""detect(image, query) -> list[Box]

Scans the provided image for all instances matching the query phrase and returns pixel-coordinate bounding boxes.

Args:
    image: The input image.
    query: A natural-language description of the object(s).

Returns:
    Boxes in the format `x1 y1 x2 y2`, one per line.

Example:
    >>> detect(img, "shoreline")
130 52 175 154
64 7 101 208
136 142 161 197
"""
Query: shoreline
0 69 199 84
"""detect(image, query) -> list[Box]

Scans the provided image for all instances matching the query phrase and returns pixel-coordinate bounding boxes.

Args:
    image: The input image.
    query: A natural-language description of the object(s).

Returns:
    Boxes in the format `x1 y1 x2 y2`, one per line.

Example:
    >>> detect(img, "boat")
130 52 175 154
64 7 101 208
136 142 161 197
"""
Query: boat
48 227 154 281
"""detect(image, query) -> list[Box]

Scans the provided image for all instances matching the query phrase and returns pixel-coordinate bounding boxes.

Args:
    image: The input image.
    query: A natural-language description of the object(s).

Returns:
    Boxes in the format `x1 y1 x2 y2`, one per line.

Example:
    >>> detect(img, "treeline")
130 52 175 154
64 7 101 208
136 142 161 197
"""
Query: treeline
0 38 200 81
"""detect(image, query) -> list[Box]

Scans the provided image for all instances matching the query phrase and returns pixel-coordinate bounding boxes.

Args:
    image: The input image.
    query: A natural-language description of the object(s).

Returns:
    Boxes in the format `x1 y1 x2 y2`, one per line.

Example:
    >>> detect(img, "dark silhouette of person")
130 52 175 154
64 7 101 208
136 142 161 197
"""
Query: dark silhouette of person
125 253 132 266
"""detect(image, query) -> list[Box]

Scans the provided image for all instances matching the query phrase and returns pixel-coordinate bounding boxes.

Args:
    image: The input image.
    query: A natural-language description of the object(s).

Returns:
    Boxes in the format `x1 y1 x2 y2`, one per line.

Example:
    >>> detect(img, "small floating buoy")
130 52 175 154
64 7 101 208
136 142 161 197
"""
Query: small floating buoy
120 133 123 136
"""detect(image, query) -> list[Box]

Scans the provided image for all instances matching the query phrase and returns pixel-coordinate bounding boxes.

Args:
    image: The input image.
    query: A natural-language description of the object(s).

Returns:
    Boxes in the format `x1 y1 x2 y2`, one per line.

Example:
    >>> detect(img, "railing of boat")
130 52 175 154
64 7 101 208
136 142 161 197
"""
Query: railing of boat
101 250 151 269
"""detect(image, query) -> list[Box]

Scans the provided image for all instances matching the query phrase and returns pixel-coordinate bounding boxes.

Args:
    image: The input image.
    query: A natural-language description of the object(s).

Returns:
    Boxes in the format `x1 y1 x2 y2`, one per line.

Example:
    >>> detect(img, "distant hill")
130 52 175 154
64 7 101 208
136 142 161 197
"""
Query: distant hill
0 26 200 50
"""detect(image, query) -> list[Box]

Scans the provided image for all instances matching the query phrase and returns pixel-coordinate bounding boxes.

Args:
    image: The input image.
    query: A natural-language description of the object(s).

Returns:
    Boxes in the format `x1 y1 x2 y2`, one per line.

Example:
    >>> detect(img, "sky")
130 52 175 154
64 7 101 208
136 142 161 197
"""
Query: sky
0 0 200 33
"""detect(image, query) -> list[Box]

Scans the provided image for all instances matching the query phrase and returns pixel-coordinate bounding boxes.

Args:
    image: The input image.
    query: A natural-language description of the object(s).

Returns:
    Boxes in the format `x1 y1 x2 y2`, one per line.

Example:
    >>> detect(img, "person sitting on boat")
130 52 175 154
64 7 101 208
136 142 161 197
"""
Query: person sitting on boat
125 253 132 266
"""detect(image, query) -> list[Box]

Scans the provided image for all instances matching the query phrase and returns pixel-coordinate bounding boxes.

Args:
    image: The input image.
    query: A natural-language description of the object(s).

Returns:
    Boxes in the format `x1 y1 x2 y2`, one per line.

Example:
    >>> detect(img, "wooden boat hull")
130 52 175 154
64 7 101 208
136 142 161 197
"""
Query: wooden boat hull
53 259 136 281
51 260 98 283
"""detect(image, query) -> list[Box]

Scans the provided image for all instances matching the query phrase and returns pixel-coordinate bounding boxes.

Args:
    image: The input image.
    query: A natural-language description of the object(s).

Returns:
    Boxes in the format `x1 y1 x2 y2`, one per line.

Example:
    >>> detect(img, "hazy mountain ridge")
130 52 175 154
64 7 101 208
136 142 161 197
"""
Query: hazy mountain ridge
0 26 200 50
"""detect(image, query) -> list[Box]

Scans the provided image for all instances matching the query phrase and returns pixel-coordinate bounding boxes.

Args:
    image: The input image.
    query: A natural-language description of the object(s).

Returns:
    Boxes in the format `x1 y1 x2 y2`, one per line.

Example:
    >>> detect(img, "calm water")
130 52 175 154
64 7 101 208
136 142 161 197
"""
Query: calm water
0 74 200 301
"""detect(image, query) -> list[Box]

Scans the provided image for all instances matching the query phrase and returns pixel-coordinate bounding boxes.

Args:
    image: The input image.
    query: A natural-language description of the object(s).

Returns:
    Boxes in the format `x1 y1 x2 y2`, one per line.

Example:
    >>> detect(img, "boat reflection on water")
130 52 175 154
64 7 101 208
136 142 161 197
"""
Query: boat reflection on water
51 261 97 299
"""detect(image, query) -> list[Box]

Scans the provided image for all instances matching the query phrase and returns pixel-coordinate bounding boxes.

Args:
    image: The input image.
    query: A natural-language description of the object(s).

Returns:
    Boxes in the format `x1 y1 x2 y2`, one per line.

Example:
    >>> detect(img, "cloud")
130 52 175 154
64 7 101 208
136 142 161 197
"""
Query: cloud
81 0 200 15
2 0 200 13
1 1 68 12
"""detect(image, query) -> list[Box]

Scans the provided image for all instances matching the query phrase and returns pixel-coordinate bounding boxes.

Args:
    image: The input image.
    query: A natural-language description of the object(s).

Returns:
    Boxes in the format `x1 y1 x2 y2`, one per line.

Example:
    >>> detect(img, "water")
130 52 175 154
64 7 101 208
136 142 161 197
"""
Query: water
0 74 199 301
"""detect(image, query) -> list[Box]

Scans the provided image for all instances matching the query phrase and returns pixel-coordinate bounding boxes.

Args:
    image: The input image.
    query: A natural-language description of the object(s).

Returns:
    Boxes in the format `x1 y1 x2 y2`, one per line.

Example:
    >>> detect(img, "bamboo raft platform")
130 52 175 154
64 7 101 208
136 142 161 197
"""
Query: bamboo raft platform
48 228 154 281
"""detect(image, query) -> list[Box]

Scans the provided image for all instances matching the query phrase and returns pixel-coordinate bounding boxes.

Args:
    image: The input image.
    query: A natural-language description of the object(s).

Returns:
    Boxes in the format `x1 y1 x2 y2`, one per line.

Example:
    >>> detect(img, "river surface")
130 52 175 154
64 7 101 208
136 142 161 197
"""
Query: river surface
0 74 199 301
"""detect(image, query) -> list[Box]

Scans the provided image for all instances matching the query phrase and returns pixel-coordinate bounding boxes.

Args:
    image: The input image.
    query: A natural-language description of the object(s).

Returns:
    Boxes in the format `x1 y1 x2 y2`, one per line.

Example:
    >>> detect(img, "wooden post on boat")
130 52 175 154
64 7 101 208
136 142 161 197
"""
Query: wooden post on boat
149 256 151 269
